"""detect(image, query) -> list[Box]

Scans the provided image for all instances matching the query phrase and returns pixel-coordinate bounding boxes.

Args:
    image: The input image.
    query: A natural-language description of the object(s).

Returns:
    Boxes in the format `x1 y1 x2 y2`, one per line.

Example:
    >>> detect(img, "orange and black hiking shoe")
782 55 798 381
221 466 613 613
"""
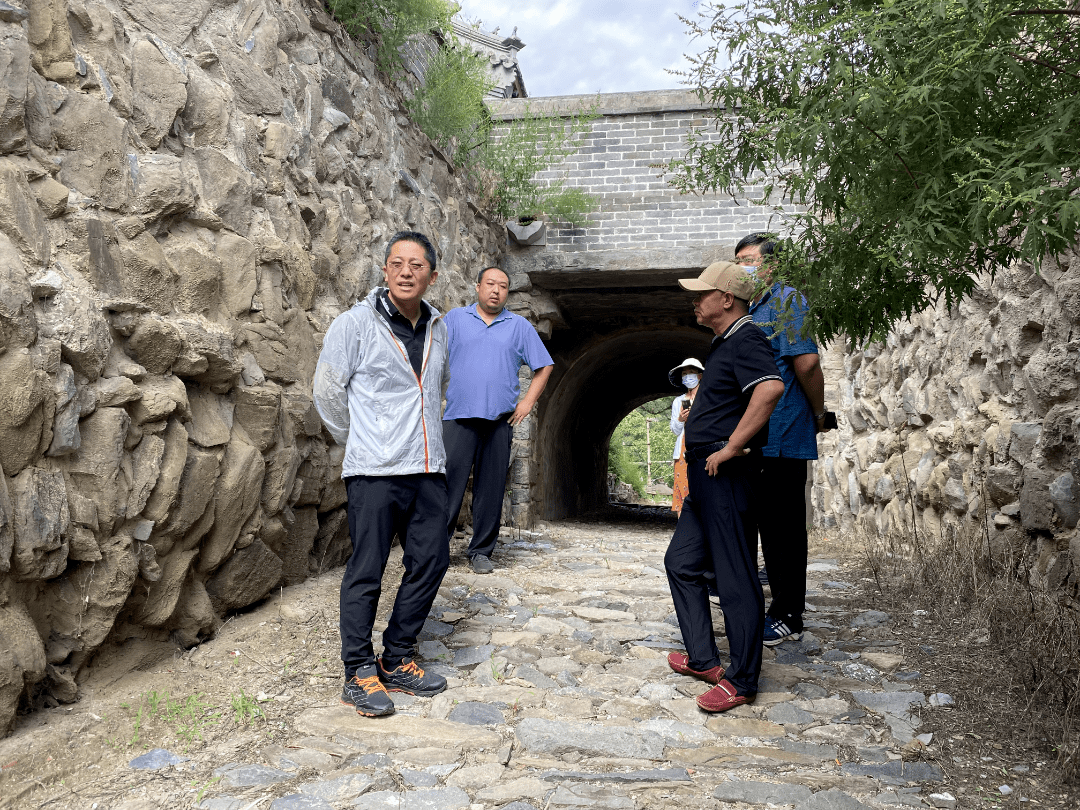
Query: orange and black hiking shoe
376 656 447 697
341 666 395 716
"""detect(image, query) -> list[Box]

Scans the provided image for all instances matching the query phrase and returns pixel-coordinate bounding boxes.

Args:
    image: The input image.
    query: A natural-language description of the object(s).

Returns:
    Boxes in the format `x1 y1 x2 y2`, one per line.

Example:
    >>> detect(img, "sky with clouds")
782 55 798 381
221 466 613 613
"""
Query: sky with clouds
454 1 704 98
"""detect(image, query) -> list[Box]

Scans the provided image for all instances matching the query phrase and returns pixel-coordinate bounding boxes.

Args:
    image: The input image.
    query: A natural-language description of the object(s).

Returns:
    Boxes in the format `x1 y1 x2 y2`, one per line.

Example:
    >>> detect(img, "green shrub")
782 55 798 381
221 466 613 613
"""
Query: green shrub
327 0 454 77
475 103 599 226
326 2 600 227
407 44 494 165
608 428 646 496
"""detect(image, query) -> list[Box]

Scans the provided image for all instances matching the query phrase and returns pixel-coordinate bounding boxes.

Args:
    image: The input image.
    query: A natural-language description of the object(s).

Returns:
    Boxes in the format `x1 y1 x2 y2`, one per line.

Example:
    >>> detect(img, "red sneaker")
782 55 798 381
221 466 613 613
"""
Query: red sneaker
696 679 754 713
667 652 725 684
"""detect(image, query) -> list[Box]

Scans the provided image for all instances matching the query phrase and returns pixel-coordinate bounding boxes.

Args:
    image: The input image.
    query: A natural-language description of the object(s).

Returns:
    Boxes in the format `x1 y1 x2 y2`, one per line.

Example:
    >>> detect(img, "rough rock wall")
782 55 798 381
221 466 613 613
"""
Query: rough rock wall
0 0 504 733
814 253 1080 595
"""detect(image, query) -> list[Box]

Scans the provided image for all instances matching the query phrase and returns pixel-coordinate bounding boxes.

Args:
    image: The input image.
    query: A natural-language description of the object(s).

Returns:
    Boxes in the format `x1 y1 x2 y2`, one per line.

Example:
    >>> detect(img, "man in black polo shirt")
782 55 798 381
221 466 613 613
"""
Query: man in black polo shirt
663 261 784 713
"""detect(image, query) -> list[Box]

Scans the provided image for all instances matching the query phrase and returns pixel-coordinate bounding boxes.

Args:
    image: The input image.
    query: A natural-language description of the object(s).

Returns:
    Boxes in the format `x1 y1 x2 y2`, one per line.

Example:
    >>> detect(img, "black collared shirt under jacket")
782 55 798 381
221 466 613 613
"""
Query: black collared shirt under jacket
376 289 432 379
684 314 782 450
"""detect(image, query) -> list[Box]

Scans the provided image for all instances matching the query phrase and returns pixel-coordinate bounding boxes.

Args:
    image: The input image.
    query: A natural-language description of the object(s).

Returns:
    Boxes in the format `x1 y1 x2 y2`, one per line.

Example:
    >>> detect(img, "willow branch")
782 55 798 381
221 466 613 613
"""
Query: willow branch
1008 9 1080 17
855 119 920 189
1008 51 1080 80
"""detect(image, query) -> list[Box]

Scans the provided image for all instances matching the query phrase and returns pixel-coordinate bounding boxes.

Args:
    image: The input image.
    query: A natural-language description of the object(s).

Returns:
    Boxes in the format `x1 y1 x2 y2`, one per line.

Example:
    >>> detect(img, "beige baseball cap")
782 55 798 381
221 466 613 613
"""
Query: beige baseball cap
678 261 755 300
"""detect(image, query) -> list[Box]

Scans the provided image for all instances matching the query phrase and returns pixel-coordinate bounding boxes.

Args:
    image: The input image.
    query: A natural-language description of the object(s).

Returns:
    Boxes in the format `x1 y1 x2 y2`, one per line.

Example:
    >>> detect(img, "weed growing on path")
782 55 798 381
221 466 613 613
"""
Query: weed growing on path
231 690 264 726
116 691 221 752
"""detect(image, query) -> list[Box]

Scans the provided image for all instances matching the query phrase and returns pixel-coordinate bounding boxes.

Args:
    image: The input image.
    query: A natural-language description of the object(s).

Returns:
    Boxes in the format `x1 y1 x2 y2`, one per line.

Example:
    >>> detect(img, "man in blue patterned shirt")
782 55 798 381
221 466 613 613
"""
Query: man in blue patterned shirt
736 233 829 646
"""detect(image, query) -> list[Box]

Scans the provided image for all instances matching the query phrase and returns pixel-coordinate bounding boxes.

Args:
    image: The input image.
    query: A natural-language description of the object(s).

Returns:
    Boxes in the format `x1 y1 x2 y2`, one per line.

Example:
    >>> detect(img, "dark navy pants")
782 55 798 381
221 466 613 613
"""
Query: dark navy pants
664 453 764 696
340 474 448 676
443 415 513 560
755 457 809 632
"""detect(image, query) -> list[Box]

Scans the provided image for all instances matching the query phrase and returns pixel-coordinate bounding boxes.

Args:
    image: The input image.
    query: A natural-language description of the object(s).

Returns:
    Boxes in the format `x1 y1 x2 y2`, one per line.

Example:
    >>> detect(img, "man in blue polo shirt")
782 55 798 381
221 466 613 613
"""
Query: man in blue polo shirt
443 266 554 574
736 233 829 646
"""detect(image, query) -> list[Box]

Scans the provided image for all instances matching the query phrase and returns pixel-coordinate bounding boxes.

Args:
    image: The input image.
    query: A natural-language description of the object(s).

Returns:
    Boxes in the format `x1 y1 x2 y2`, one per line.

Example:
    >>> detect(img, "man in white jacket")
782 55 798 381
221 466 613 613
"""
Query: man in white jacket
313 231 451 717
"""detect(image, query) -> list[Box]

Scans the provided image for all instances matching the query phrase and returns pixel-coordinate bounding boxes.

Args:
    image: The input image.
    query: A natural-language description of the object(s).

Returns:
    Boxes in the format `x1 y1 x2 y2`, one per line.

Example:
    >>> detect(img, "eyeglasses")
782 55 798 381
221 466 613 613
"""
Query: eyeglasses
387 259 430 273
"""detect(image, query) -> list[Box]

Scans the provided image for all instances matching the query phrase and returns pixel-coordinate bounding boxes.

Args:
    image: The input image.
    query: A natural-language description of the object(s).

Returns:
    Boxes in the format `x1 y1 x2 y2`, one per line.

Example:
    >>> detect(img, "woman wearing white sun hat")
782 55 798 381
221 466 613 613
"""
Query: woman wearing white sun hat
668 357 705 515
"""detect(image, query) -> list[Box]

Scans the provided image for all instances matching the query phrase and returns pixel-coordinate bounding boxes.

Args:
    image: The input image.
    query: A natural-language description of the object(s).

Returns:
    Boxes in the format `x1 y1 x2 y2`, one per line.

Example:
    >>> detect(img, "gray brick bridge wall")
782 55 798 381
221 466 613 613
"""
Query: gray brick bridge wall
489 90 787 252
489 90 794 522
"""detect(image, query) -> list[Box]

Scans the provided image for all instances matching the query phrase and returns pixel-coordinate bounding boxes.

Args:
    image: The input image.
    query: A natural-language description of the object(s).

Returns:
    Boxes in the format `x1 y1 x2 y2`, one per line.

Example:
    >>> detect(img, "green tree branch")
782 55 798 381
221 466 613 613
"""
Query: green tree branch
669 0 1080 343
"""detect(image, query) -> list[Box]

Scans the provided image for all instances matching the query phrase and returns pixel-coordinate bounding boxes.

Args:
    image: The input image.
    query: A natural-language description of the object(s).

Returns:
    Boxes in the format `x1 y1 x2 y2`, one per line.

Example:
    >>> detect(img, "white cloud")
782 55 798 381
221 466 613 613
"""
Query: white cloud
455 1 701 97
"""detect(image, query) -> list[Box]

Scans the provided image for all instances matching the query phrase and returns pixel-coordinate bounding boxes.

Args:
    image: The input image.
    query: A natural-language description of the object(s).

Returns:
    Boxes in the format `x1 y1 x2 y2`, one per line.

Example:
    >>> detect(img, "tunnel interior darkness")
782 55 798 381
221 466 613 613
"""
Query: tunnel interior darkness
536 325 714 520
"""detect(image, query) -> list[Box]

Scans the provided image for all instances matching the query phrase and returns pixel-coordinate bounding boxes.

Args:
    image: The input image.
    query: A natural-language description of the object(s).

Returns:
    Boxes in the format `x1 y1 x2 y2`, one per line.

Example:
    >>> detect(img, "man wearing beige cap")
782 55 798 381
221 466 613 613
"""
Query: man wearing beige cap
663 261 784 713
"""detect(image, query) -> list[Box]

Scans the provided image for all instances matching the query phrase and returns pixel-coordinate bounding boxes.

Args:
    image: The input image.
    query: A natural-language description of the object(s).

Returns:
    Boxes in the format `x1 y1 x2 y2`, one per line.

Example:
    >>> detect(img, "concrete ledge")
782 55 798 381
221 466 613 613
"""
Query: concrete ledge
505 244 737 285
488 89 722 120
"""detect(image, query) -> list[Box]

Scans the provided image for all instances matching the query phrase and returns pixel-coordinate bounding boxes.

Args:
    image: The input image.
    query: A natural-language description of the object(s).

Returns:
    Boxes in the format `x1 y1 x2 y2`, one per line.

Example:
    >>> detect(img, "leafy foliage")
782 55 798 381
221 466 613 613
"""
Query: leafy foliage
669 0 1080 342
475 103 599 226
327 0 454 76
326 2 599 227
608 435 647 495
407 45 494 165
608 399 678 493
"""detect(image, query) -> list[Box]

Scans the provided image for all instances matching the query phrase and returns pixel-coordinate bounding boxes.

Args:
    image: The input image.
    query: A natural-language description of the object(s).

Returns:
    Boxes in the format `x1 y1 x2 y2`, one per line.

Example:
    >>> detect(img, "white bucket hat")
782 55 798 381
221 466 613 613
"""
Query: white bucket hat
668 357 705 389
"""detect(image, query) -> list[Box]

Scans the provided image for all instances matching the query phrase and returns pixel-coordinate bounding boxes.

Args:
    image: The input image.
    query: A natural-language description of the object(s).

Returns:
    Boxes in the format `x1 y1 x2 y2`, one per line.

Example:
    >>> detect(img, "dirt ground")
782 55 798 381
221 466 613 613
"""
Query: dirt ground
1 514 1078 809
0 550 355 809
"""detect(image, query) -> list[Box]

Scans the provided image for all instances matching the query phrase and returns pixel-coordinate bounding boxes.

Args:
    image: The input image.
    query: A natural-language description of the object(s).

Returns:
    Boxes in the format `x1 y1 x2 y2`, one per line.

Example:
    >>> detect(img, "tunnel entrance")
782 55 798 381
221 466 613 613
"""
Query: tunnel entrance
493 91 784 524
536 326 711 519
508 245 731 520
608 396 679 505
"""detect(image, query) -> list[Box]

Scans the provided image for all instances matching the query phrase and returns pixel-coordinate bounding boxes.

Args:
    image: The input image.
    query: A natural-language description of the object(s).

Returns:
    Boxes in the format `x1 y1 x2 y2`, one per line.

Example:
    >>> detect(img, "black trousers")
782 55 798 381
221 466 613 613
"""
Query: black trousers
755 456 809 632
443 415 513 560
340 474 448 676
664 454 764 696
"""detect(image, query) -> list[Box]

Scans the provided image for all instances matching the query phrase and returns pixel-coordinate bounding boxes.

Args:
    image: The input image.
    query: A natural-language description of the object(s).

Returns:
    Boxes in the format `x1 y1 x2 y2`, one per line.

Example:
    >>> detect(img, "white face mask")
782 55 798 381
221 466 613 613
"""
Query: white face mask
740 264 758 280
682 373 701 389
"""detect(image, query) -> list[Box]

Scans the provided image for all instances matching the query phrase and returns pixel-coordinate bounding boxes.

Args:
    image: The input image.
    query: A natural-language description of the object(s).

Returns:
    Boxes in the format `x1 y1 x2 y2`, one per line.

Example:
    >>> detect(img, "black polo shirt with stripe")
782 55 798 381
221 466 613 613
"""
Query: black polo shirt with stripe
684 314 782 450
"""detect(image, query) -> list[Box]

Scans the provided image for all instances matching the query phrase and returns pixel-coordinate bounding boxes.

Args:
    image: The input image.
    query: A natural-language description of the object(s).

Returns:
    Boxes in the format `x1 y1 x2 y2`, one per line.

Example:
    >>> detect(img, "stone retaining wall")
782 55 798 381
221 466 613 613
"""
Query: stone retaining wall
813 254 1080 595
0 0 504 733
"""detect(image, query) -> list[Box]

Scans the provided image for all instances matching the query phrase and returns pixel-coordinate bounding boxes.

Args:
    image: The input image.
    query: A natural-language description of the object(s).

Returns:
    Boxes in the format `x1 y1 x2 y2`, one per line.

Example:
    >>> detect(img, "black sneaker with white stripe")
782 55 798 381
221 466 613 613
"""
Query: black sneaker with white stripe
763 617 800 647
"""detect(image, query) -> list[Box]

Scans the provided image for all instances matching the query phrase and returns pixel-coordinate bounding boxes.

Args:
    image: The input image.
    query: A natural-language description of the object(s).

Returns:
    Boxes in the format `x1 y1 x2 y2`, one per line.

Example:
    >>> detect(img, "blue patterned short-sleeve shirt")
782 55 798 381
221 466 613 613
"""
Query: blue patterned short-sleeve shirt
750 283 819 460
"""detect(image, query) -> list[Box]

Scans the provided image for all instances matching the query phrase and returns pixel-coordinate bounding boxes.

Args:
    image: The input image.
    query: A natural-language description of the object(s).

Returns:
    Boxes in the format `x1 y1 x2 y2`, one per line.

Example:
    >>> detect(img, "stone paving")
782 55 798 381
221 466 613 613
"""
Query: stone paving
141 517 956 810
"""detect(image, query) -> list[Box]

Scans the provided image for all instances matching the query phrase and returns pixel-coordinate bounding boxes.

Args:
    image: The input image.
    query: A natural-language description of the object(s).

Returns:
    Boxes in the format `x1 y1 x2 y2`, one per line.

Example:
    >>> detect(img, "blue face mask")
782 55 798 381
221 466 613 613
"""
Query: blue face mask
740 264 759 280
681 373 701 389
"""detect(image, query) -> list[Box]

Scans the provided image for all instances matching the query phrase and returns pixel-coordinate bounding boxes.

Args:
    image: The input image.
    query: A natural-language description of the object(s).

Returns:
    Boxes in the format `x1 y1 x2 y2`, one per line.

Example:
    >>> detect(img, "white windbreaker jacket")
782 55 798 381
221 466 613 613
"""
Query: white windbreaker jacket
313 288 450 477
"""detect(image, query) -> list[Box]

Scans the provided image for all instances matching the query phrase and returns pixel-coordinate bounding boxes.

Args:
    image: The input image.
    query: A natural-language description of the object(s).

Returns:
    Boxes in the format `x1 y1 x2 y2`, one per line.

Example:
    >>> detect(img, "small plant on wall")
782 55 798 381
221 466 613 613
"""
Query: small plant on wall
406 44 494 166
474 102 599 229
327 0 455 77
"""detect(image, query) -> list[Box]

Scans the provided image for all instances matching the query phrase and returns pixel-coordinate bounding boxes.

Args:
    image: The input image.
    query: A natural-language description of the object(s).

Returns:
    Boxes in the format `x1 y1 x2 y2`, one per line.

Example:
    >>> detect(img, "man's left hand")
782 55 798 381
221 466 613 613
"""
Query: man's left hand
705 444 750 475
508 401 534 426
815 412 837 433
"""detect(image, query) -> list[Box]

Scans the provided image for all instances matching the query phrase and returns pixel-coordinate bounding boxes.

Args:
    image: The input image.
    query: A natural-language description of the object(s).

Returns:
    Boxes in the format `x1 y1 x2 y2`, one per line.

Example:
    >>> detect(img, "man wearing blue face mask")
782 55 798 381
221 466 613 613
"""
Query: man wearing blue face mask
735 233 830 647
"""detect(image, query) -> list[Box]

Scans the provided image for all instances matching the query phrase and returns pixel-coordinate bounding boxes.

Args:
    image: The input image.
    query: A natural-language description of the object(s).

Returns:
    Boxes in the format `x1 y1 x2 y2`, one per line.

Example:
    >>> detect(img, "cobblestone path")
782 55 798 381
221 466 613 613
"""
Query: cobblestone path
192 515 955 810
5 515 965 809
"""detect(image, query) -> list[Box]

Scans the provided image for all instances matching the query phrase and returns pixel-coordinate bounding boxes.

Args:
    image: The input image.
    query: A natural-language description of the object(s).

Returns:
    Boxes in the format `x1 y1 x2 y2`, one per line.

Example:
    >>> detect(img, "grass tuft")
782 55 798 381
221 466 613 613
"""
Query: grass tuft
847 517 1080 784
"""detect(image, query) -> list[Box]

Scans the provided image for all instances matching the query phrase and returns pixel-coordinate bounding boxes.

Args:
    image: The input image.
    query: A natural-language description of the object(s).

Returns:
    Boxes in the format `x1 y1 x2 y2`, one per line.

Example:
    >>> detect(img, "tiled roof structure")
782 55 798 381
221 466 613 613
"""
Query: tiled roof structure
452 21 527 99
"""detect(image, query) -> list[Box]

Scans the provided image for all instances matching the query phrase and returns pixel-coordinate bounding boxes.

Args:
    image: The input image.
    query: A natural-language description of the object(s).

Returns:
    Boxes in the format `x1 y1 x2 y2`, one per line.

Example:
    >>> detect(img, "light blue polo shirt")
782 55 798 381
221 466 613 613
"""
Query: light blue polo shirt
750 283 819 460
443 304 553 421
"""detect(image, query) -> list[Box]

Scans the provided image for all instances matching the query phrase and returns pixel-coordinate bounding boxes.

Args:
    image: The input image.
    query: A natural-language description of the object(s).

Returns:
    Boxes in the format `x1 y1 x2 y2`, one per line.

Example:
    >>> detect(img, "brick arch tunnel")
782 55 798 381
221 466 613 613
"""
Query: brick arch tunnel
506 246 743 521
535 325 713 519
